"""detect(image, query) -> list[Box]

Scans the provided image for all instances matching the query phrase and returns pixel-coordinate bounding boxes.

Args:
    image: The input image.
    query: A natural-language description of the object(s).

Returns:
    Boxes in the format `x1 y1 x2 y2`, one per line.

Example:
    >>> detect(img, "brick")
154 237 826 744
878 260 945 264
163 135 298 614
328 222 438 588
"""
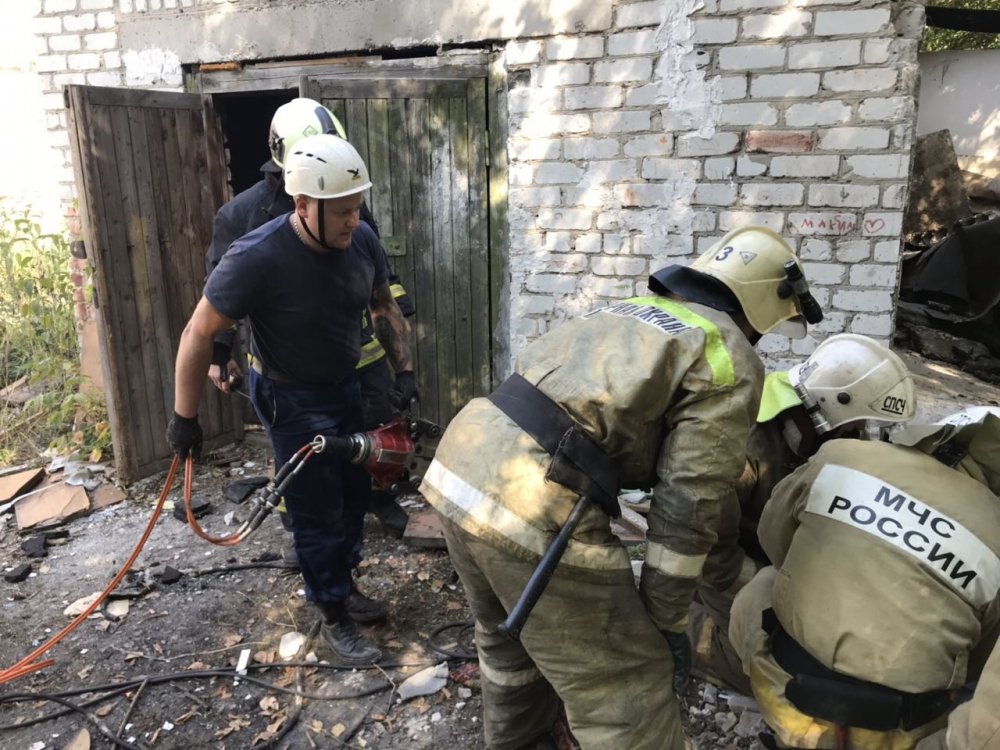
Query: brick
52 72 87 87
81 0 113 7
704 157 735 180
823 68 897 93
809 184 879 208
695 183 739 206
581 159 637 182
63 14 96 32
719 0 786 10
858 96 910 122
574 234 603 254
563 85 623 110
741 183 805 206
788 212 860 236
591 256 647 276
873 240 900 263
563 186 614 208
770 155 840 178
882 184 907 209
817 127 890 150
517 295 556 315
510 187 561 207
35 55 68 73
849 314 892 337
750 72 820 98
802 261 845 285
68 52 101 70
864 38 892 64
800 239 833 261
590 278 636 299
814 9 891 36
676 132 740 157
737 154 768 177
719 210 784 232
542 233 571 253
513 113 590 138
526 274 578 294
849 264 897 287
718 75 748 101
691 18 739 44
48 34 82 52
640 158 700 181
741 11 811 39
844 154 908 179
834 240 871 263
757 334 791 355
718 45 786 71
615 1 664 29
616 183 683 207
602 234 628 254
861 212 902 237
593 110 651 133
594 58 653 83
692 211 718 232
508 87 560 115
534 162 585 184
607 30 659 56
546 36 604 60
45 0 77 10
536 63 590 87
537 209 593 231
84 31 117 50
96 10 115 28
545 253 589 273
720 102 778 126
103 50 121 69
746 130 814 153
507 40 542 65
787 40 860 70
623 133 673 157
625 83 657 107
833 290 893 313
563 137 619 160
32 16 64 34
785 100 852 127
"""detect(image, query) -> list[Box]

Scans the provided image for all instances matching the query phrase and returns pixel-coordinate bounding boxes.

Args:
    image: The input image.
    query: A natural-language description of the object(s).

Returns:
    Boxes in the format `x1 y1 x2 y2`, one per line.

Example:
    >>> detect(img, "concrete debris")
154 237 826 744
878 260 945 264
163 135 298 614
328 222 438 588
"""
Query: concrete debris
397 662 449 701
4 562 32 583
279 631 306 659
734 709 766 738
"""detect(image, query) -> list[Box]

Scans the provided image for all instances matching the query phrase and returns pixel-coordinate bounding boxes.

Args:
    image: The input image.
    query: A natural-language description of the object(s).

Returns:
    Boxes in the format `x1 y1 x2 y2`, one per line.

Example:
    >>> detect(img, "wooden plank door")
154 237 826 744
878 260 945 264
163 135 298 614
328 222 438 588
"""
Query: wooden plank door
309 76 493 427
66 85 241 483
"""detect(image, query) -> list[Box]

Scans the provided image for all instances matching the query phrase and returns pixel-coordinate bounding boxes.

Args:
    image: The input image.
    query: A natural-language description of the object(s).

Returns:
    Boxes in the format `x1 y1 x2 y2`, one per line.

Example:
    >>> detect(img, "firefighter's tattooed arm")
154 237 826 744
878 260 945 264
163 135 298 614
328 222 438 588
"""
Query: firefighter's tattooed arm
371 280 414 373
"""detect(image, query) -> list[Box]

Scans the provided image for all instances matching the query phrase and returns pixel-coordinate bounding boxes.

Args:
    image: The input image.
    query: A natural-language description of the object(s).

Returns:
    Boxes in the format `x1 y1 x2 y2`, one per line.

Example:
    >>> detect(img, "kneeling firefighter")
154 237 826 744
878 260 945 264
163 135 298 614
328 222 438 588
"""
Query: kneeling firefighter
692 334 916 694
420 226 821 750
729 407 1000 750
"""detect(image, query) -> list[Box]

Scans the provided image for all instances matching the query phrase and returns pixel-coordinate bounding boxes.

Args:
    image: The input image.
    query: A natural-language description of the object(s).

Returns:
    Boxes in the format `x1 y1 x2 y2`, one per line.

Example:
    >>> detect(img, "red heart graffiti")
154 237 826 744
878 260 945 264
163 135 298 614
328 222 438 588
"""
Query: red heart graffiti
864 218 886 233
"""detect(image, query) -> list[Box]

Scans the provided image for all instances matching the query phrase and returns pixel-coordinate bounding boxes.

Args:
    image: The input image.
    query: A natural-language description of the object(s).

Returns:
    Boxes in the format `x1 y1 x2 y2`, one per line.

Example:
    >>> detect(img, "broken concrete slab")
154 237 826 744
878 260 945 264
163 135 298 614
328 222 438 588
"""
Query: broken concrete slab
0 467 44 505
14 484 90 530
904 130 973 239
402 510 447 549
91 483 126 511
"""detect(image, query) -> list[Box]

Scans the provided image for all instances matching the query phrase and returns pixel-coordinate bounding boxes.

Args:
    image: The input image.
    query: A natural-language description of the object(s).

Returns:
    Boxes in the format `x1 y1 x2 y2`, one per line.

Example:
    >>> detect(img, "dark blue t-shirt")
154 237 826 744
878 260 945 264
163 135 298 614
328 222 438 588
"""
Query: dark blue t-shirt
205 214 389 384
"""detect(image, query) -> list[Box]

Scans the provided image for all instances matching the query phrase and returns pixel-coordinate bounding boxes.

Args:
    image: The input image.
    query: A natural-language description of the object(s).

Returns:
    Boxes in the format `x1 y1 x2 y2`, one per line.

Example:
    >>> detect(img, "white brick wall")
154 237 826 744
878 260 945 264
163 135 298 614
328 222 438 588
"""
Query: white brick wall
30 0 923 364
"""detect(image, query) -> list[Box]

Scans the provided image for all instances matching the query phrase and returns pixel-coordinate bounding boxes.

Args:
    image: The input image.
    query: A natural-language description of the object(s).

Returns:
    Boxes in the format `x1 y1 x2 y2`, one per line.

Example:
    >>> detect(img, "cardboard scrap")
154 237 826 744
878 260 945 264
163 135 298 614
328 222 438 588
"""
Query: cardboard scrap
402 511 447 549
0 467 44 505
14 484 90 530
91 483 126 510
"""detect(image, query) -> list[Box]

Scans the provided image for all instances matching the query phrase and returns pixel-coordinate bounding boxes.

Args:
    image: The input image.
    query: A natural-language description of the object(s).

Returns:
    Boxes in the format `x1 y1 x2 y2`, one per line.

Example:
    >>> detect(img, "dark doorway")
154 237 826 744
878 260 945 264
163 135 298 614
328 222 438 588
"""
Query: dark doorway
213 91 297 194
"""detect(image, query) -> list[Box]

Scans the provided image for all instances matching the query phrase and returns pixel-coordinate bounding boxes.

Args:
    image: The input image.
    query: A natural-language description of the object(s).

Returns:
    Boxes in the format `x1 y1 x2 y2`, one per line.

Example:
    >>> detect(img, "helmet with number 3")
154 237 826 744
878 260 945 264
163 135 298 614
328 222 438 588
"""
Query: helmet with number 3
649 226 811 338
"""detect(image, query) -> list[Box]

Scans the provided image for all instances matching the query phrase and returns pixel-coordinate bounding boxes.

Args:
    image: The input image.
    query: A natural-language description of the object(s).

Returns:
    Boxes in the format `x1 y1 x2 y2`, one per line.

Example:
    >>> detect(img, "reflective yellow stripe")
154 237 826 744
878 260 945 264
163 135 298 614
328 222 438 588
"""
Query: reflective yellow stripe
390 283 406 299
422 459 632 572
645 541 706 579
757 371 801 423
478 659 543 687
357 338 386 369
626 296 736 386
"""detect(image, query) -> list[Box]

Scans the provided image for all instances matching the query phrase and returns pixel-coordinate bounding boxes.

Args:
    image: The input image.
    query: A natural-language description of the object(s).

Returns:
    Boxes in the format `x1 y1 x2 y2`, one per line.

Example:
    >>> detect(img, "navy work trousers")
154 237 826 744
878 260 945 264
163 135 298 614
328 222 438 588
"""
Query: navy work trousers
248 367 370 604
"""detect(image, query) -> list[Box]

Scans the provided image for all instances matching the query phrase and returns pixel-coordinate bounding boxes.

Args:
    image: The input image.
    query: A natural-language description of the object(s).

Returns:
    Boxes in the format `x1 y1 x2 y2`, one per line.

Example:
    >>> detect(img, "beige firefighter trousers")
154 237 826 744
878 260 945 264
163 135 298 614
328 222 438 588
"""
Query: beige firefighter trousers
441 517 686 750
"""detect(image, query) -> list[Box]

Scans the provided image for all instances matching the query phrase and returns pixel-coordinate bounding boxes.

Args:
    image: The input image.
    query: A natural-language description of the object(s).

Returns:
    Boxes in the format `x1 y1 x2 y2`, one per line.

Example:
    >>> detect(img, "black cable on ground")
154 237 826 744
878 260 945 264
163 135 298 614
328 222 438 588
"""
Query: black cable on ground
428 619 477 661
0 692 145 750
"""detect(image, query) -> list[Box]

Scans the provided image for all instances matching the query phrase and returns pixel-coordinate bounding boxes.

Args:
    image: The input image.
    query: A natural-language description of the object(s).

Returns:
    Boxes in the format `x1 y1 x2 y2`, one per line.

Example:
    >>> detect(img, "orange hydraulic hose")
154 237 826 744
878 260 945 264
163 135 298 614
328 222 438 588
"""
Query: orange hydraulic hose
0 456 181 686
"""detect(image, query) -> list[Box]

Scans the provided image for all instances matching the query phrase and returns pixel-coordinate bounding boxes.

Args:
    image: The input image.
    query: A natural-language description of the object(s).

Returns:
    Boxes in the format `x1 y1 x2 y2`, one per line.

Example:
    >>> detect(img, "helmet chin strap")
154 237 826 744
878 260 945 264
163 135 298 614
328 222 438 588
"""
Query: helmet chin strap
300 199 339 251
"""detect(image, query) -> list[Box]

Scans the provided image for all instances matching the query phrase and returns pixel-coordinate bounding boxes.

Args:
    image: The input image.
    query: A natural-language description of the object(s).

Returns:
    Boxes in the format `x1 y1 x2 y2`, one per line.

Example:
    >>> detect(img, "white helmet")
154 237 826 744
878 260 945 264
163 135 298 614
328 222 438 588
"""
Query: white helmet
789 334 915 433
268 98 346 168
649 226 815 338
892 407 1000 494
283 134 372 200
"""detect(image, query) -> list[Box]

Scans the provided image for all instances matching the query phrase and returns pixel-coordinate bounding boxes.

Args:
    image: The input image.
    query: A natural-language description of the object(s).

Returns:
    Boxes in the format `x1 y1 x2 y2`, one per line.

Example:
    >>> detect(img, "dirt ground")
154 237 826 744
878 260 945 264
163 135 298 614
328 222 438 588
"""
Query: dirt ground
2 350 998 750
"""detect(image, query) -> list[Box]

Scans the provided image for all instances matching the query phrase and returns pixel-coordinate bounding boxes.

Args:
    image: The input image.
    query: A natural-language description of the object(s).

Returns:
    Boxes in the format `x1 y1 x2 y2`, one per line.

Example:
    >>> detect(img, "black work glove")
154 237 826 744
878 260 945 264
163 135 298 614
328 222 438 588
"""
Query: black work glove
388 371 418 411
664 631 692 695
166 412 203 460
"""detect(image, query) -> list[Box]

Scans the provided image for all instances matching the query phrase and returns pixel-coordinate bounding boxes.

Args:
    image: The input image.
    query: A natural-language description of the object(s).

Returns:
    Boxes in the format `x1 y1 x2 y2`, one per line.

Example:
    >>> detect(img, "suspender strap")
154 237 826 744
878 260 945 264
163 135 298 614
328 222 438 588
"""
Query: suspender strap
488 373 621 518
762 609 958 731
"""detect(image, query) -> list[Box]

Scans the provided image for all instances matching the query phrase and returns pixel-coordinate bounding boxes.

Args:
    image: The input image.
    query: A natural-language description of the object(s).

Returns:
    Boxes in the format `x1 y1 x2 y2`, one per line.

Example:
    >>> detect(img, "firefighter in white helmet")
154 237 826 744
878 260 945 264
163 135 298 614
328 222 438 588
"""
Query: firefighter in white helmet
420 226 820 749
728 407 1000 749
168 134 415 667
205 98 415 538
692 334 917 693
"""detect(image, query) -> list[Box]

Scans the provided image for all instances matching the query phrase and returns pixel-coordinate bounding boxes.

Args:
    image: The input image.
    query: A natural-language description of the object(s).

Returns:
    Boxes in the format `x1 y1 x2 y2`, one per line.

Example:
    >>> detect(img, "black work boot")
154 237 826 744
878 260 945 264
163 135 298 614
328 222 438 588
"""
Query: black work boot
347 584 389 623
368 492 409 538
317 602 382 667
